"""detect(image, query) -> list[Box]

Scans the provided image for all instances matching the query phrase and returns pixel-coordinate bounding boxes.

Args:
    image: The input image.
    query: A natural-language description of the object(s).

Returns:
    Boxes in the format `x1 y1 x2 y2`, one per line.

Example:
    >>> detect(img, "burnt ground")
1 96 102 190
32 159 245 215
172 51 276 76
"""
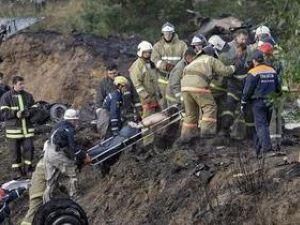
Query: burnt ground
0 126 299 225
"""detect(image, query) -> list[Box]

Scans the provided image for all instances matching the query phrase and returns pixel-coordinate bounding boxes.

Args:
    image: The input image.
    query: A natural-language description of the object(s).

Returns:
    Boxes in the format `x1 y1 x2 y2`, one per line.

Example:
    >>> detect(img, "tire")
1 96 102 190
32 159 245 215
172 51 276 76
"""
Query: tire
49 104 67 122
32 198 89 225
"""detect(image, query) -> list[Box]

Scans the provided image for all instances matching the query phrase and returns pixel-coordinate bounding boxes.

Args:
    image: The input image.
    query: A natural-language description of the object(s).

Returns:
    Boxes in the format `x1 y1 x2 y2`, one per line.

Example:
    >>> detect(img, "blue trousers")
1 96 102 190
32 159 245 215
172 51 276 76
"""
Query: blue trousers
252 99 273 155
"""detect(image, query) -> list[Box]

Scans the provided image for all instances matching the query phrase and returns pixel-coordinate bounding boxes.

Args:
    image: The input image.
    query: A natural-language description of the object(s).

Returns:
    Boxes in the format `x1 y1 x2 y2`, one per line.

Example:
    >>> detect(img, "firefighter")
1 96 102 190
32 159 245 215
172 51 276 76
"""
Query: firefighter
129 41 162 118
207 35 232 132
103 76 130 136
43 109 89 202
178 47 235 144
241 50 281 158
166 47 196 106
219 29 255 139
151 22 187 108
0 75 36 179
190 33 208 54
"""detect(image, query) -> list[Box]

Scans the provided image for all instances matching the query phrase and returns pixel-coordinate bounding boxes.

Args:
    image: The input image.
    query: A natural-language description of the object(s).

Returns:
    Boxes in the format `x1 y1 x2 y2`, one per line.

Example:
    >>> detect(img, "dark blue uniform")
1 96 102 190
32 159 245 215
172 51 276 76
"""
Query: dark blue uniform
51 120 86 165
103 90 123 135
242 64 280 155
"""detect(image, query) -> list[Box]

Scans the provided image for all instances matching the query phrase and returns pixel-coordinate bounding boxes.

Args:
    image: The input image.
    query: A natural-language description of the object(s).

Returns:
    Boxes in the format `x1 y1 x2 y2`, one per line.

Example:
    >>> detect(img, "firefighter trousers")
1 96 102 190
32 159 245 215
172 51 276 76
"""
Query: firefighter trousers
182 91 217 137
8 138 34 170
43 141 78 203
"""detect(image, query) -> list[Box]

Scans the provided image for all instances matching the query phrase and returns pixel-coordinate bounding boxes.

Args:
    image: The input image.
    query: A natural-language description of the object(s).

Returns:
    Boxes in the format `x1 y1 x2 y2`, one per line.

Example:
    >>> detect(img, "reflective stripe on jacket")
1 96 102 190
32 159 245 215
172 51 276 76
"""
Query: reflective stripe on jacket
0 90 35 139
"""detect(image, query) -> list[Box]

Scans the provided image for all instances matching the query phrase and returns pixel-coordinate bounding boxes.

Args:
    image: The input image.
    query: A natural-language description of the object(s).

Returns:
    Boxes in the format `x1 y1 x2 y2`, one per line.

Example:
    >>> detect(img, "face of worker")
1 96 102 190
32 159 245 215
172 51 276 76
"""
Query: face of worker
142 50 152 60
69 119 80 128
13 81 25 92
0 78 3 84
163 31 173 42
193 45 203 54
120 85 128 93
185 55 194 64
235 34 248 45
107 69 118 80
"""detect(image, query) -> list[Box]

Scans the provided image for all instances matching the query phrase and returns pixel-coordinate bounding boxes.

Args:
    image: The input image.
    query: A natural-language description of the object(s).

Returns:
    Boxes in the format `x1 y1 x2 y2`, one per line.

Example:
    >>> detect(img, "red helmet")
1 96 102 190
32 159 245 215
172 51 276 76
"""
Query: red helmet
258 42 273 55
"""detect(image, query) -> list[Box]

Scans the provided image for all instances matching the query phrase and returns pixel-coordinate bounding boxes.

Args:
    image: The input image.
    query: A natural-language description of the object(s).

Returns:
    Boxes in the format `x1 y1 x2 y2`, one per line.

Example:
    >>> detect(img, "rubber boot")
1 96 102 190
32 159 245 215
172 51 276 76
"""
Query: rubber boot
176 125 199 146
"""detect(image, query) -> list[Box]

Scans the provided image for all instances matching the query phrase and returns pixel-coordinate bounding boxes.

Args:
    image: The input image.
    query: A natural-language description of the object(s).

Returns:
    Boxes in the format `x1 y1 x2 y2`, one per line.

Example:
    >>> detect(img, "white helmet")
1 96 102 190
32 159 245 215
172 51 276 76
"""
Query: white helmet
191 34 207 46
208 35 226 51
161 22 175 33
64 109 79 120
255 25 271 39
137 41 153 57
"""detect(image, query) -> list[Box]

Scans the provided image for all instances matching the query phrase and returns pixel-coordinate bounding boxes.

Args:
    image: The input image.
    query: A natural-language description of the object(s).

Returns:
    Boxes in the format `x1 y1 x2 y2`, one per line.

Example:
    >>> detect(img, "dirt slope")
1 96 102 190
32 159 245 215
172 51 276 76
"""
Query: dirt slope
0 31 139 106
76 139 300 225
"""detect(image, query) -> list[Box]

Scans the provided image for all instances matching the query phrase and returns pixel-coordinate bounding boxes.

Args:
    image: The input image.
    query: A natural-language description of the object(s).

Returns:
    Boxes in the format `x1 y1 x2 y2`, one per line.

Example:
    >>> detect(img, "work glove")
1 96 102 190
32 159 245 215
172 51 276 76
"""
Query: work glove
240 101 247 116
16 109 30 119
165 63 175 72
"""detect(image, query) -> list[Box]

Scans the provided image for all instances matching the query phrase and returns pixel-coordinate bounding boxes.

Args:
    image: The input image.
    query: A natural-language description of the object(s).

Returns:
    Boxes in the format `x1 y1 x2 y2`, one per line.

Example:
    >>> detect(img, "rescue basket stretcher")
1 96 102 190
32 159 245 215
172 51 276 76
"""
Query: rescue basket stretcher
87 105 182 166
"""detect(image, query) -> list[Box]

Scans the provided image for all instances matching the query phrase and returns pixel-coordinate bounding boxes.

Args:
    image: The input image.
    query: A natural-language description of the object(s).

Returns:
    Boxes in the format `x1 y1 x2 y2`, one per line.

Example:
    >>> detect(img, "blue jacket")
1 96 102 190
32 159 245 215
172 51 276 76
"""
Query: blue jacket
0 189 22 222
51 120 86 163
242 64 280 103
103 90 123 134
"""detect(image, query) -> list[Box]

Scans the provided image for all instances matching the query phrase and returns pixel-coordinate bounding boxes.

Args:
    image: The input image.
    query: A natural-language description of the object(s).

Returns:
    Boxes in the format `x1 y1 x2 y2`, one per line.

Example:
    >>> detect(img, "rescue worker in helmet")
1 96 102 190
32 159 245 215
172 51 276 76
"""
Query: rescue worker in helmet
151 22 187 108
206 35 232 132
130 41 162 145
190 33 208 54
102 76 130 136
43 109 90 202
178 38 236 144
258 42 284 151
241 50 281 158
130 41 161 118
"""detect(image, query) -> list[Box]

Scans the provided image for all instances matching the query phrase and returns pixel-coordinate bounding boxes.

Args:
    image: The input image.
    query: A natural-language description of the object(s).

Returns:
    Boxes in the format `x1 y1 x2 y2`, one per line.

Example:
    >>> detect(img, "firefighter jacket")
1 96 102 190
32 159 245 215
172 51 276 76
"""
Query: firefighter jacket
242 64 281 103
181 54 235 93
50 121 86 166
103 89 123 134
0 89 35 139
209 47 232 94
151 34 187 84
166 58 187 103
129 58 161 110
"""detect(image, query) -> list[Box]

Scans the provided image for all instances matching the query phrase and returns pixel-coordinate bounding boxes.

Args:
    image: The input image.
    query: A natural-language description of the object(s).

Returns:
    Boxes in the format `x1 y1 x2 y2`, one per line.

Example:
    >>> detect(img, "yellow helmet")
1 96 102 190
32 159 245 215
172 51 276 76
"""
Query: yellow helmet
114 76 128 86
